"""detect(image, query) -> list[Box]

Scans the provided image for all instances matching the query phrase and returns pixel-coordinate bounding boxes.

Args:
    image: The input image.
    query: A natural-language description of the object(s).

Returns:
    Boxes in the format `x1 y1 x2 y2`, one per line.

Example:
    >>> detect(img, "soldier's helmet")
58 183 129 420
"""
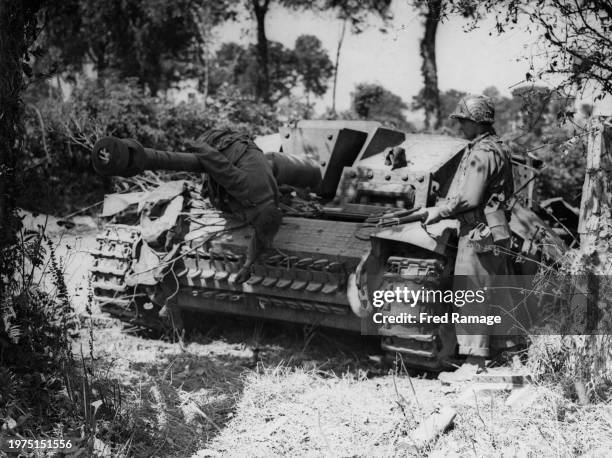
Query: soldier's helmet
450 94 495 124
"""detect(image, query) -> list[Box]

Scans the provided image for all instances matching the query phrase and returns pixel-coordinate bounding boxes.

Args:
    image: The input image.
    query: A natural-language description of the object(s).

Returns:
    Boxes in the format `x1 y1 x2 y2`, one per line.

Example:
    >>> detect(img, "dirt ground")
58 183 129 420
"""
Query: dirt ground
44 220 612 457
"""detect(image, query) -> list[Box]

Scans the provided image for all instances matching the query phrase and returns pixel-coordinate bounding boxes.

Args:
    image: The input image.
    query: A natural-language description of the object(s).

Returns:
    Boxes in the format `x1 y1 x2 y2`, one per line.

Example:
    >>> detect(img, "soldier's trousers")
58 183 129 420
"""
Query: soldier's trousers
453 235 521 357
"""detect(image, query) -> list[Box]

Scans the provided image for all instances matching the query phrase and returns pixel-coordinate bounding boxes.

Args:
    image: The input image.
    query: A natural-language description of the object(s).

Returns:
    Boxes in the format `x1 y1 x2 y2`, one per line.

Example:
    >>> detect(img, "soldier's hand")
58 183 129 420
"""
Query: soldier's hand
423 207 443 225
404 207 428 223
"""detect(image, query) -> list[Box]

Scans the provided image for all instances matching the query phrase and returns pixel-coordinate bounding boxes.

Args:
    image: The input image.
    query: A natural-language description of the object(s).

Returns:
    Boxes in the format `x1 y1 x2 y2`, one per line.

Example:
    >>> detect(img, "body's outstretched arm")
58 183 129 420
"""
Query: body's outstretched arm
186 140 253 204
235 231 265 283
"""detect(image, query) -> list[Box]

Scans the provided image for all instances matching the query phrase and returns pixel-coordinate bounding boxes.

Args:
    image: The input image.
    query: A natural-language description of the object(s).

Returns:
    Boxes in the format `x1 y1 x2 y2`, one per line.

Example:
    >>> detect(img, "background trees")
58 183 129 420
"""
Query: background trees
244 0 392 102
8 0 608 213
211 35 333 104
294 35 335 104
448 0 612 100
350 83 413 131
43 0 237 95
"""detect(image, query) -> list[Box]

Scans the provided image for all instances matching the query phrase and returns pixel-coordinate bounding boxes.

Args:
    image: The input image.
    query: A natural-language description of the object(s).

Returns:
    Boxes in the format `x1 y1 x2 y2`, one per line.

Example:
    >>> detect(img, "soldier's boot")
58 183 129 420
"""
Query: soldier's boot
438 356 486 384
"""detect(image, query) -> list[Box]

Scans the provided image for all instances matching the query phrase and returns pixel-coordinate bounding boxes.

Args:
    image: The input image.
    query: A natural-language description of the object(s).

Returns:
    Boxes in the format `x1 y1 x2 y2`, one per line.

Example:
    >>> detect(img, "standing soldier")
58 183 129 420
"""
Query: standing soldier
421 94 518 382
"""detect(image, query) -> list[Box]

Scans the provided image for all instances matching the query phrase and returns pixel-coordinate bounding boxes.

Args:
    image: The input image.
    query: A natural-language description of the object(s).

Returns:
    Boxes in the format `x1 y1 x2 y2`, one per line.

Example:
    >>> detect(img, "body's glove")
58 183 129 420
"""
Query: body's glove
423 207 444 225
385 146 408 170
278 184 296 194
397 207 428 224
235 266 252 284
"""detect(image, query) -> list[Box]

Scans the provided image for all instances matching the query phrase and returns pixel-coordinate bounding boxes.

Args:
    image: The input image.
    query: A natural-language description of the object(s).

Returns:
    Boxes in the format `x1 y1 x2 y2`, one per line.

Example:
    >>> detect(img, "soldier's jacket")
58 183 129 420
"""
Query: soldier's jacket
190 129 279 221
438 130 514 228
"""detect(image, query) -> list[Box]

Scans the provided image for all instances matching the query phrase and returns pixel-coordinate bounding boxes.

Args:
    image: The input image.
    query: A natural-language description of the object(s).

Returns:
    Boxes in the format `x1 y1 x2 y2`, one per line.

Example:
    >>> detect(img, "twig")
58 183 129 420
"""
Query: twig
190 401 222 433
471 390 487 428
391 363 415 423
60 201 103 221
399 354 421 411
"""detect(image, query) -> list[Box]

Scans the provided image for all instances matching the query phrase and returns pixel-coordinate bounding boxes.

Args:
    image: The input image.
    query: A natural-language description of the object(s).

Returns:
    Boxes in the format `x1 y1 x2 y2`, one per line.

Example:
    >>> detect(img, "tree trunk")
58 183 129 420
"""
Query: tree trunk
0 0 25 250
0 0 42 292
331 19 347 115
578 118 610 247
252 0 270 103
419 0 442 131
577 118 611 333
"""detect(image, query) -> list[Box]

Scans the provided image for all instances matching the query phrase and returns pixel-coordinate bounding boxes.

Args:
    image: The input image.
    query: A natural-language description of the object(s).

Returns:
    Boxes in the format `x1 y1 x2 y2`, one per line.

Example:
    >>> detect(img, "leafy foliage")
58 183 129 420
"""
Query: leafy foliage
243 0 391 101
211 35 333 104
433 85 588 206
0 224 132 453
498 86 588 206
20 75 284 213
0 227 79 437
0 0 83 439
294 35 334 100
350 83 413 131
281 0 392 27
447 0 612 100
43 0 238 94
533 127 587 206
213 41 298 103
0 0 46 257
529 234 612 402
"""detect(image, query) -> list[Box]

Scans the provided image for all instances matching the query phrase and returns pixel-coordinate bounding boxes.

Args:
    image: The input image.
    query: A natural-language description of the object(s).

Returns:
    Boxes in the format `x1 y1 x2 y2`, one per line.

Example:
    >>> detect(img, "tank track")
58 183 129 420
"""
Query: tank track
377 256 456 371
90 224 167 330
91 228 456 369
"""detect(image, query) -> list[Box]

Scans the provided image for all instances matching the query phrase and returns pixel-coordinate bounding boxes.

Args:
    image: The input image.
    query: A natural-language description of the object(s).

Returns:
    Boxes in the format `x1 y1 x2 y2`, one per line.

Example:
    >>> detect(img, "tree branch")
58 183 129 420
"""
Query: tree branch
571 0 612 47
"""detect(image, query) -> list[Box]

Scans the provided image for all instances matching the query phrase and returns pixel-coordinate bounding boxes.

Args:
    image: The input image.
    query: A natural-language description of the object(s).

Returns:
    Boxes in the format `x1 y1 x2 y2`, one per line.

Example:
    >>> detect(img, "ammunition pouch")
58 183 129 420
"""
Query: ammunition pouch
484 206 511 245
466 207 511 253
467 223 494 253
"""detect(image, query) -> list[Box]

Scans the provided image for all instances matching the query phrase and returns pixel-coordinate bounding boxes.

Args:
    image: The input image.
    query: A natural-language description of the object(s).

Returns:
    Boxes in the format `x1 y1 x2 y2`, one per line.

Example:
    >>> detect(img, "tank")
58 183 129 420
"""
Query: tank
90 120 566 370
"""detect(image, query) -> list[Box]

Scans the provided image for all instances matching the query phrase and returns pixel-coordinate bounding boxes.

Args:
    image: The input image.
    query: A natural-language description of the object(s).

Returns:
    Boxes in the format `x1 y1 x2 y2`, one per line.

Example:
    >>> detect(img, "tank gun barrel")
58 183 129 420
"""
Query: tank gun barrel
92 137 206 177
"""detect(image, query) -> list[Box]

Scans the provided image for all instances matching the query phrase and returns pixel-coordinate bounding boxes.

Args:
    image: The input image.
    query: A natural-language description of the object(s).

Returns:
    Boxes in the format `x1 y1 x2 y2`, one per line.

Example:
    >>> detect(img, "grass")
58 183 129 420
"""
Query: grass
41 228 612 457
77 316 612 457
201 362 612 457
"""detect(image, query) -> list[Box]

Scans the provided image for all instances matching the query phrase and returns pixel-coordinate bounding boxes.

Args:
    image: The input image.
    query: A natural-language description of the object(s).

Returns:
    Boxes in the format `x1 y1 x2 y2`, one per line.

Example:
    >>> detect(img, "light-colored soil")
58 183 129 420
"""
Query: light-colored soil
49 226 612 457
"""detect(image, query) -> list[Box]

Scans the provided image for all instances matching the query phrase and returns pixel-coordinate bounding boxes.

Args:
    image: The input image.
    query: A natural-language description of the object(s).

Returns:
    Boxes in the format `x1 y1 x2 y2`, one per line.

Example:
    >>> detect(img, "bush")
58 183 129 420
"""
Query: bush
0 226 134 453
20 77 283 214
503 119 587 207
528 245 612 402
534 136 586 207
0 228 79 434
